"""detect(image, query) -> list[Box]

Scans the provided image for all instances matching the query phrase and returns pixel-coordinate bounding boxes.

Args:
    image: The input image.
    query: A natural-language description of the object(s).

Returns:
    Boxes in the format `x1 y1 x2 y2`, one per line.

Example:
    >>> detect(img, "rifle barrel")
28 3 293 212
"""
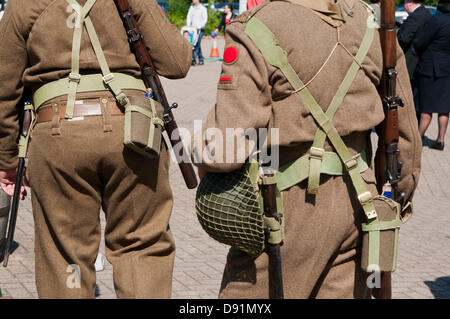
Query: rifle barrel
3 158 25 267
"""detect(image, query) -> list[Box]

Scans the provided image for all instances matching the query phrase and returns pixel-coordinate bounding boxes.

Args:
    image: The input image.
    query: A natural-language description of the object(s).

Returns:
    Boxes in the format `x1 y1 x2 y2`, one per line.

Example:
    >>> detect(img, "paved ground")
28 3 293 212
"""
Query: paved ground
1 38 450 299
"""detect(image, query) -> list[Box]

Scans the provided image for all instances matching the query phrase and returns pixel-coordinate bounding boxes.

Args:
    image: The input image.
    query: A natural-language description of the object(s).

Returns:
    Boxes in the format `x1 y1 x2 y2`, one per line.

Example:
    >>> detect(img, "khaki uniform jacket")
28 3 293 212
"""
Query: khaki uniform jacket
0 0 192 169
195 0 421 205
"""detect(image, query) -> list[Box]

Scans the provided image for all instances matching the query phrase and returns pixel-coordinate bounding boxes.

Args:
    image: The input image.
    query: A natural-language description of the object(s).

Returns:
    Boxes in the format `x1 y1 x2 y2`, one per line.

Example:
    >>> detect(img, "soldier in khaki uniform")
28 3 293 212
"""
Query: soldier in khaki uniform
0 0 191 298
194 0 421 298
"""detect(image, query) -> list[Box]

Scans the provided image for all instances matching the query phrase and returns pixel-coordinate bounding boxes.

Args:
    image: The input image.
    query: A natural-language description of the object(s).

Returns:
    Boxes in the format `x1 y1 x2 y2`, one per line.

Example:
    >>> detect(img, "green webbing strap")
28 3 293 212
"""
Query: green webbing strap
64 0 97 119
361 219 402 232
260 174 284 245
308 8 376 194
245 17 377 220
276 149 370 191
247 155 284 245
124 107 132 145
84 17 130 108
33 73 146 110
148 99 157 149
17 104 36 158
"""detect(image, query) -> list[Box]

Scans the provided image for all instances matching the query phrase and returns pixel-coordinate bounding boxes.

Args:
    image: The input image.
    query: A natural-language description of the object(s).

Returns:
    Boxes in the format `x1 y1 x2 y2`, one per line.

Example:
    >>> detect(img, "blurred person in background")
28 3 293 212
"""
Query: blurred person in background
413 0 450 150
215 4 237 34
187 0 208 66
397 0 432 119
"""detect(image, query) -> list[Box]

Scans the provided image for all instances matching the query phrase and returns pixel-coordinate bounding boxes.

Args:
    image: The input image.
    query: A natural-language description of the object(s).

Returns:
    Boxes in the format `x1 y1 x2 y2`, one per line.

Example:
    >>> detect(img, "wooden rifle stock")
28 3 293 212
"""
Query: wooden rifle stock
114 0 198 190
374 0 404 299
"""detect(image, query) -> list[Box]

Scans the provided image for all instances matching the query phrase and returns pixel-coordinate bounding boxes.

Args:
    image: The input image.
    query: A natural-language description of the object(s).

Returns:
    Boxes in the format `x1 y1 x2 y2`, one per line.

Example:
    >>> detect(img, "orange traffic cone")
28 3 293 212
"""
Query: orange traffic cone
209 36 220 58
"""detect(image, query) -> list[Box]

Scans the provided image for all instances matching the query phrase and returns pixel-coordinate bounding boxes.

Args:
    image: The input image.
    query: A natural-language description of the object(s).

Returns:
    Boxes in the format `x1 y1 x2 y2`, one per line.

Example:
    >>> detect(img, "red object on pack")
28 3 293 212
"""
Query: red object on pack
223 47 238 64
220 77 232 82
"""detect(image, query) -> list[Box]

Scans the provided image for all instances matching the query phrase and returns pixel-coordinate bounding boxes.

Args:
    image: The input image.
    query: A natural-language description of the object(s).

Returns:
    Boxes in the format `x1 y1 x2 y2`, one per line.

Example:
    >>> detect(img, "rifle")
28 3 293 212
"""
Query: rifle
374 0 405 299
261 167 284 299
114 0 198 190
3 102 33 267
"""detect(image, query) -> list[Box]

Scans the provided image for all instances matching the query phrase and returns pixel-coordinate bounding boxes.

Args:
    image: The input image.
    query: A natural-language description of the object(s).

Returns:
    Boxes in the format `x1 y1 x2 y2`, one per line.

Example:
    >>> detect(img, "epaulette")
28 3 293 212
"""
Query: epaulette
229 0 272 25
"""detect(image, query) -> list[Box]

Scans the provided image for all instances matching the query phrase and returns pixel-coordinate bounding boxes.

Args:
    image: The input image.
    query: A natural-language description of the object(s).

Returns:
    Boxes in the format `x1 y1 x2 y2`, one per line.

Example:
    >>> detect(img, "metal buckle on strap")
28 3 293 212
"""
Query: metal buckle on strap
310 147 325 160
102 73 115 85
358 191 372 205
69 73 81 83
261 175 278 186
151 117 165 127
116 92 129 107
358 191 377 219
344 154 360 170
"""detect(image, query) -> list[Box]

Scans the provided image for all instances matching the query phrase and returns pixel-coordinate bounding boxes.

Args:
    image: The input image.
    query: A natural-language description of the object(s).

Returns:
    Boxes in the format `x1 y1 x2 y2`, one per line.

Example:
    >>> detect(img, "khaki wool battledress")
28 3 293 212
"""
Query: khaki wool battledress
193 0 421 298
0 0 191 298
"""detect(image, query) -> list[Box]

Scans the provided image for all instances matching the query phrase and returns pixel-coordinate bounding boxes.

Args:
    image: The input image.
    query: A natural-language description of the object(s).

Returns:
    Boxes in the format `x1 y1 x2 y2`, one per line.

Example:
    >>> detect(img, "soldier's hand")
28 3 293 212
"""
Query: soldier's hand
0 168 27 200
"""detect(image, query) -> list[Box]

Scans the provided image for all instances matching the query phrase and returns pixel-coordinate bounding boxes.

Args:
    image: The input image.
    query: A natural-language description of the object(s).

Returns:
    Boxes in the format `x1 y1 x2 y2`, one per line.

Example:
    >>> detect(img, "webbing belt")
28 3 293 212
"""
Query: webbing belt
245 8 378 220
276 149 369 192
63 0 132 118
33 73 146 110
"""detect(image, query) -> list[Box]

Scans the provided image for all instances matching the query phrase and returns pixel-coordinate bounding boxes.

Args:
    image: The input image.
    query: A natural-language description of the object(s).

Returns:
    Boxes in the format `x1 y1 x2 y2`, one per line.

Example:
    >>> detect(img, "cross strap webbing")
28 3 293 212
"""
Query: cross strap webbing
245 14 377 220
64 0 97 119
308 10 376 194
64 0 131 119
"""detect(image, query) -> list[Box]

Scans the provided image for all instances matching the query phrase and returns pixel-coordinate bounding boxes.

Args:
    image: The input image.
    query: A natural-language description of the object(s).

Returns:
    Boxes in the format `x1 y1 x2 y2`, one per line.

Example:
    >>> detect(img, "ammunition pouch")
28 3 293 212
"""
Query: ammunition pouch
124 95 164 159
361 195 402 272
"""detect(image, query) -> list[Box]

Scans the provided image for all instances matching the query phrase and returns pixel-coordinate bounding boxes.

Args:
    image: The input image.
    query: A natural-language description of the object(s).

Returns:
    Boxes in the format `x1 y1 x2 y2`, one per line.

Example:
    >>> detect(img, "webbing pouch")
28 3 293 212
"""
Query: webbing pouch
123 95 164 159
361 195 402 272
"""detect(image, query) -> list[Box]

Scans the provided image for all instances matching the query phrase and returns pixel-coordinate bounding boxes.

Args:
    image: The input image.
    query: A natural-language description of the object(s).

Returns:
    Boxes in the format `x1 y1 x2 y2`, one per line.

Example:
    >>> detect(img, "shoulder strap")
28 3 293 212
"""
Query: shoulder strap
64 0 131 119
64 0 97 119
245 13 377 220
307 5 376 194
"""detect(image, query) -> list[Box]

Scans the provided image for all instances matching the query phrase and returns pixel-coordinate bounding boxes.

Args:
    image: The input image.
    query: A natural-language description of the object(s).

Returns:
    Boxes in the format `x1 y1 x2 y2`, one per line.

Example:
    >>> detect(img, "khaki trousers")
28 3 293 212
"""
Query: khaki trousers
219 169 377 299
27 91 175 298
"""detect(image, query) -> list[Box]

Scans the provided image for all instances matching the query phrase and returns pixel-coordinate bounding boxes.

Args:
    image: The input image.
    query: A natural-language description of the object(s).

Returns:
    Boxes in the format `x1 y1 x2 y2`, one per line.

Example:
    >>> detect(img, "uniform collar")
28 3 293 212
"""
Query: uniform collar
272 0 355 27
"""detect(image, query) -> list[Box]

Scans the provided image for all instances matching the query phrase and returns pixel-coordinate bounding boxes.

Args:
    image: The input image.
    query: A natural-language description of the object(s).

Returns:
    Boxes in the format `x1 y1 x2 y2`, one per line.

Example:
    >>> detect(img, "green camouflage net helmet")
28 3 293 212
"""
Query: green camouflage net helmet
195 164 265 257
